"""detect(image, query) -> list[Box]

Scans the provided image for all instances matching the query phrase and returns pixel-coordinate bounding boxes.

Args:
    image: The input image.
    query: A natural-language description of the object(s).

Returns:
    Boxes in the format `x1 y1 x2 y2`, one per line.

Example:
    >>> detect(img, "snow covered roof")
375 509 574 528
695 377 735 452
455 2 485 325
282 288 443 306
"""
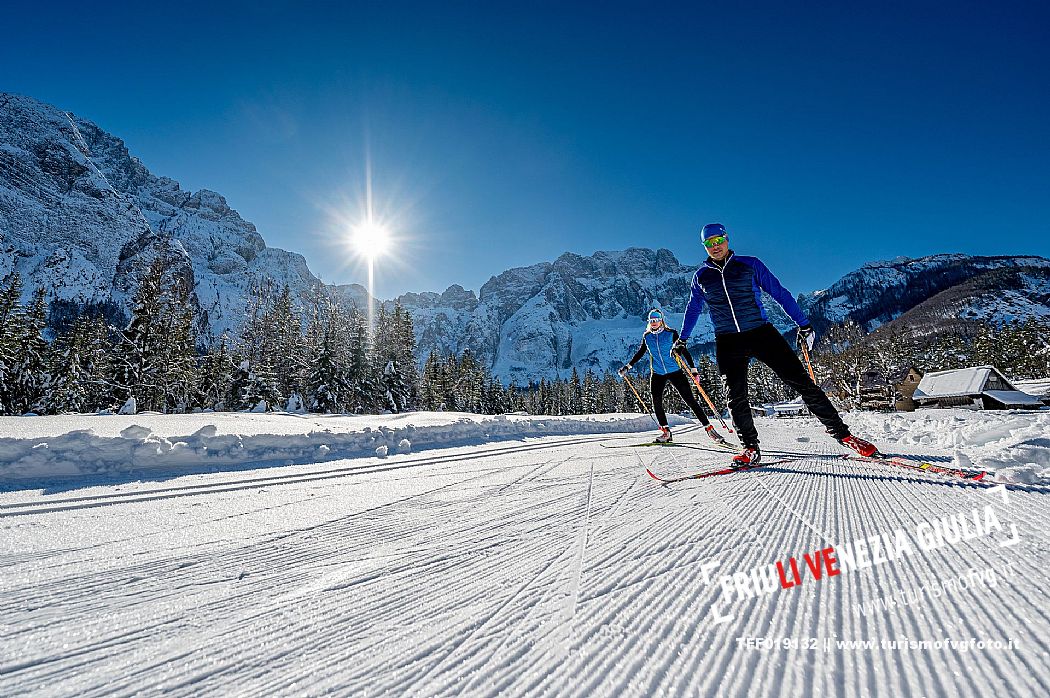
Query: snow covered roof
983 390 1044 407
914 366 1007 398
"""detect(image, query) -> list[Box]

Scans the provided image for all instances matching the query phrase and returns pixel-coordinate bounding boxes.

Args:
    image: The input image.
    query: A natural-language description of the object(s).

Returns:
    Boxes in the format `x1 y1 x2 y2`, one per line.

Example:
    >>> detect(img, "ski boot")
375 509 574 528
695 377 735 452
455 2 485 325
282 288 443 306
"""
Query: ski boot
838 434 879 458
655 426 673 443
705 424 728 446
733 445 761 465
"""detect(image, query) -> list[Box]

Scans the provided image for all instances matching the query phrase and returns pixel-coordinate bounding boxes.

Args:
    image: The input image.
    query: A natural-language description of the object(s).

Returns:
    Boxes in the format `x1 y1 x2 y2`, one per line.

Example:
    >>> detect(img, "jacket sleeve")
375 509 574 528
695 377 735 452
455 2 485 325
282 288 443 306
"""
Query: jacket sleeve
750 257 810 327
627 335 648 367
680 271 707 339
670 329 696 368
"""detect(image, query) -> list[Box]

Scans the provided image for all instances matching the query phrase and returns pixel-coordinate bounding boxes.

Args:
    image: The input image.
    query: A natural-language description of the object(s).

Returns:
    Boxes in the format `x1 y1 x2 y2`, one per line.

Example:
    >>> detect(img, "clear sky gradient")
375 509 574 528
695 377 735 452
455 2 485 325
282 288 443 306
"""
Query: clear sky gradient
3 1 1048 299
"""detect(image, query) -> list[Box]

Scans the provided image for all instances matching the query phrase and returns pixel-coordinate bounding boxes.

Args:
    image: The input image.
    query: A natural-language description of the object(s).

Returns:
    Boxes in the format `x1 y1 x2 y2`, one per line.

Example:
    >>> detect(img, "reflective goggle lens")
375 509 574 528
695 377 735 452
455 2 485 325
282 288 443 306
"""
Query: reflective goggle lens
703 235 728 248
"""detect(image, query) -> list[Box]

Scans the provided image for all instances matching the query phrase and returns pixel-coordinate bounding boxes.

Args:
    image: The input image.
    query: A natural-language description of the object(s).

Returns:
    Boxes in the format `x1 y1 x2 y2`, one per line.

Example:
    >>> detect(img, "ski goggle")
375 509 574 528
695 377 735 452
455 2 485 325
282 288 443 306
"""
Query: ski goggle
649 317 663 325
703 235 728 248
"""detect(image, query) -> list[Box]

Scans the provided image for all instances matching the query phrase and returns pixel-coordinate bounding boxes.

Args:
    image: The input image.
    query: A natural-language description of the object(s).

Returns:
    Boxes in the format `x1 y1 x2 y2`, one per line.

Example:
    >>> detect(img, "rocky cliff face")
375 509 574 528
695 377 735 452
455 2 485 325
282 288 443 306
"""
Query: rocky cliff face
0 93 324 339
391 248 797 384
869 264 1050 336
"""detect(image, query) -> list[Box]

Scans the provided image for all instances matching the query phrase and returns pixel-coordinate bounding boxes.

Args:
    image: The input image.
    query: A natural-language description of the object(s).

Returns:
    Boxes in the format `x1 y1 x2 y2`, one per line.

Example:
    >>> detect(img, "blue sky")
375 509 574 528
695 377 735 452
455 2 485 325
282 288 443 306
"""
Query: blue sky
3 1 1048 298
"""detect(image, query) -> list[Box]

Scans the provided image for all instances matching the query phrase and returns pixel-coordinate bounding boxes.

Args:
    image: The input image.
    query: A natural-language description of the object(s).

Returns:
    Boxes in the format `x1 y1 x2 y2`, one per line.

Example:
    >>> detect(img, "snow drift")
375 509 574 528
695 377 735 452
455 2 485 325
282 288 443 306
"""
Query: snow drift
848 408 1050 484
0 412 686 483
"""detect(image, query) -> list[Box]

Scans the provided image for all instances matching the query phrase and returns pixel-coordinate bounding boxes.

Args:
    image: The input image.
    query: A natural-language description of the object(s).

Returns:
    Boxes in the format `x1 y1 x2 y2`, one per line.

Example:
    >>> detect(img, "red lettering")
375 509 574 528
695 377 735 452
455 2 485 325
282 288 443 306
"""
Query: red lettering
803 551 824 580
823 547 841 577
777 560 794 589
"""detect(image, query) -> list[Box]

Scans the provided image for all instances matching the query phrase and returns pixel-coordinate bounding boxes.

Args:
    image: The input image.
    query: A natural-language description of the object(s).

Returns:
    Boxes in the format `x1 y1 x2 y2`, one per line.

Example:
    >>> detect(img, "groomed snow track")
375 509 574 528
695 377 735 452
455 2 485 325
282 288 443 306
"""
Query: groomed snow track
2 422 1048 697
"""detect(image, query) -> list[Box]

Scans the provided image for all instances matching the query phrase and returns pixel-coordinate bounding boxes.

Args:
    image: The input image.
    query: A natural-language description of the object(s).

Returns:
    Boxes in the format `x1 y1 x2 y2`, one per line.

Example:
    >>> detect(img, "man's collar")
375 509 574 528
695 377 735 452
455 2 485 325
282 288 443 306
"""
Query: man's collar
705 250 735 269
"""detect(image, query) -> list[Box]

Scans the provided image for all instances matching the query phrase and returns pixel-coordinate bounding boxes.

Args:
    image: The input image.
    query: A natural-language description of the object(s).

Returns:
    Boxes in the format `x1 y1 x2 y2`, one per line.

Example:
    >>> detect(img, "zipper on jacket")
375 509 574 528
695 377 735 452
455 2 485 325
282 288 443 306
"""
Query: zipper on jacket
647 330 670 373
657 331 668 373
713 254 741 332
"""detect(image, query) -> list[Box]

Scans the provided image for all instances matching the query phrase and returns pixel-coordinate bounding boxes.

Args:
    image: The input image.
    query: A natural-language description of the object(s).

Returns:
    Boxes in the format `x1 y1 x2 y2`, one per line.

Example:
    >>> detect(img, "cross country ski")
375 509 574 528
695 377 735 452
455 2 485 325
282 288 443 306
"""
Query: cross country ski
847 453 988 481
645 458 801 483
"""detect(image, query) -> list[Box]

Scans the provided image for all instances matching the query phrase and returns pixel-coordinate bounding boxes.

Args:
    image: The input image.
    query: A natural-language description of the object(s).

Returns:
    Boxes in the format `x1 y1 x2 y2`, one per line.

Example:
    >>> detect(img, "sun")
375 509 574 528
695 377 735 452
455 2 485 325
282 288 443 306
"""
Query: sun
352 220 390 259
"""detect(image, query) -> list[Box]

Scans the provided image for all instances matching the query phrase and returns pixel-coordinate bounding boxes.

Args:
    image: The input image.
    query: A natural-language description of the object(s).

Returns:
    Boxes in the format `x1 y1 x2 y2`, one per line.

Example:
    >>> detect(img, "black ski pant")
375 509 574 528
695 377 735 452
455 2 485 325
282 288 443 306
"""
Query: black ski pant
715 323 849 447
651 369 711 428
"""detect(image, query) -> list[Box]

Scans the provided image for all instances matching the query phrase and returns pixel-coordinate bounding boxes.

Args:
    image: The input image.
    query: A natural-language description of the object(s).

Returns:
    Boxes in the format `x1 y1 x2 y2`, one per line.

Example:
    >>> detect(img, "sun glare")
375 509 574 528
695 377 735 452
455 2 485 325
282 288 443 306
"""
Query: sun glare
352 221 390 259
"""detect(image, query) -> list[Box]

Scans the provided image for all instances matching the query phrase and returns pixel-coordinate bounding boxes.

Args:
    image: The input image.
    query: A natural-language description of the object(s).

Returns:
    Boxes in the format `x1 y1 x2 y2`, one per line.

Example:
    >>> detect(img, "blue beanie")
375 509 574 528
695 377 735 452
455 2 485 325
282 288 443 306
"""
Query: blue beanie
701 223 728 240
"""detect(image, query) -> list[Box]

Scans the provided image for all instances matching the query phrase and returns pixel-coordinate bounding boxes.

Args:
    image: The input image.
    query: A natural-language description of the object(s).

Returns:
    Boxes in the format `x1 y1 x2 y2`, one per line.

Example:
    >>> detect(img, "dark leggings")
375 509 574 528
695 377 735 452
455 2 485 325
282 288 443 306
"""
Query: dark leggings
716 323 848 447
651 370 711 427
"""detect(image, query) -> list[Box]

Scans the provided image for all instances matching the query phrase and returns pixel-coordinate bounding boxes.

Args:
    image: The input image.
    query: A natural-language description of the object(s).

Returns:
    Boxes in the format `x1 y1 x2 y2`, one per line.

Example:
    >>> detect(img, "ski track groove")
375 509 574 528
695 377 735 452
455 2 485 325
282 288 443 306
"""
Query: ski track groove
451 459 597 697
0 431 646 517
2 459 578 686
857 464 1050 697
2 425 1048 697
398 455 586 697
830 447 1047 697
270 451 588 692
494 468 652 697
82 478 571 692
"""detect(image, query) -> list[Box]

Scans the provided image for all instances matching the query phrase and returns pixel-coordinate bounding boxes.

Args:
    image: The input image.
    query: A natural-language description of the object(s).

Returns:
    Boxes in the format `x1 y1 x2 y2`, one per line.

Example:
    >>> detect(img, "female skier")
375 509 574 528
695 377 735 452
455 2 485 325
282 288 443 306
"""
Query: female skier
619 309 727 444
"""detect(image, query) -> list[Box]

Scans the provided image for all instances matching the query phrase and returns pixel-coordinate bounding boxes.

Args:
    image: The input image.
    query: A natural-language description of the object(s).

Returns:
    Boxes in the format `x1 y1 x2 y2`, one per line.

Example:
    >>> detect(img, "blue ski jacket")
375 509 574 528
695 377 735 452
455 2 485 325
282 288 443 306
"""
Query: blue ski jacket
681 252 810 338
628 327 694 376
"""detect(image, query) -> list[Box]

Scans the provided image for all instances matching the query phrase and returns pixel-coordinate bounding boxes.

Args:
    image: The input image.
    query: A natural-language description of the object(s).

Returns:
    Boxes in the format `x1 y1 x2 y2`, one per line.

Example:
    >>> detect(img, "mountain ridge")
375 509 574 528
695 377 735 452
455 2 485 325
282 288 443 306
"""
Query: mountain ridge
3 92 1047 383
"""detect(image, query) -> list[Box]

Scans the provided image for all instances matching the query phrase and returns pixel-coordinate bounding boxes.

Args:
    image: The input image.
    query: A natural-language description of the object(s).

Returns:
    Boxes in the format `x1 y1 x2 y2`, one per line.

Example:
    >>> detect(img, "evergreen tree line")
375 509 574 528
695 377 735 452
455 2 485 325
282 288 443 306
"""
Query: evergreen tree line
413 314 1049 417
1 258 735 419
8 256 1042 418
0 259 420 416
418 351 728 418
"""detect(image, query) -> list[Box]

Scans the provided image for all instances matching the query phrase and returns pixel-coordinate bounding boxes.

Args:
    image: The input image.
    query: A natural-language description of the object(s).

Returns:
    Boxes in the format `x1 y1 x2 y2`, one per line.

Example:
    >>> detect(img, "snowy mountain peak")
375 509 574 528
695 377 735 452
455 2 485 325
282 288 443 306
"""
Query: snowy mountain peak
397 284 479 311
0 92 323 338
395 245 794 383
800 253 1050 332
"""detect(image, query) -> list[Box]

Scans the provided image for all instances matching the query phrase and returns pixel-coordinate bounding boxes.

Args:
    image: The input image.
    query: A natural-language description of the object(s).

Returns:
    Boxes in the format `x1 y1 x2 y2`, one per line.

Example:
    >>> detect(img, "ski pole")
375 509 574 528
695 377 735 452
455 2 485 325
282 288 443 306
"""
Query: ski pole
799 339 816 383
622 374 659 428
672 352 733 433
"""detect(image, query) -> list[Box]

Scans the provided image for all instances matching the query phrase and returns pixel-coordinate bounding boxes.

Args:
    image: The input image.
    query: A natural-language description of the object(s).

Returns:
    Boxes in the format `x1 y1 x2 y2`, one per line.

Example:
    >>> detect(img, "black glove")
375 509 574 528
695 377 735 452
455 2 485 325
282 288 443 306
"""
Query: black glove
617 365 630 378
672 338 688 354
796 325 815 352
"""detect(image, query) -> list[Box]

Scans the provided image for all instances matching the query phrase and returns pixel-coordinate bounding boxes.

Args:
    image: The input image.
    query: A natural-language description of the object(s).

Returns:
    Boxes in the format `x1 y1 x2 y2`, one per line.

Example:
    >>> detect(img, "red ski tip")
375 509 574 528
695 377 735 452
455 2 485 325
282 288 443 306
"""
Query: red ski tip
645 468 664 481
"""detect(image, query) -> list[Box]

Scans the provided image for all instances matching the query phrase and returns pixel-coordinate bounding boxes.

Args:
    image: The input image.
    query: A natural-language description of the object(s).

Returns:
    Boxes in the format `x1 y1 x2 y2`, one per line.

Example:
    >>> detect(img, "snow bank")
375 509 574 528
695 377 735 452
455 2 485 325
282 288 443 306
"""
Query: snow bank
0 411 683 484
848 408 1050 484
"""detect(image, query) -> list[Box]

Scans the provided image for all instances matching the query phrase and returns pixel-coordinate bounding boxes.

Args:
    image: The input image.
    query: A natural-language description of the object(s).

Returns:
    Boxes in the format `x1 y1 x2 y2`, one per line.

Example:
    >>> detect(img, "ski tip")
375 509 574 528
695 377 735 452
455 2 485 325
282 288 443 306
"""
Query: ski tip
645 468 664 482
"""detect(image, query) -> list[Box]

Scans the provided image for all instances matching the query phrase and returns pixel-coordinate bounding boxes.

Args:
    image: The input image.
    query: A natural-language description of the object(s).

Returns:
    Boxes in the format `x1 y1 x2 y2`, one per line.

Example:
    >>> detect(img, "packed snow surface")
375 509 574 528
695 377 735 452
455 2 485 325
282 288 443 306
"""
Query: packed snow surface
1 410 1048 696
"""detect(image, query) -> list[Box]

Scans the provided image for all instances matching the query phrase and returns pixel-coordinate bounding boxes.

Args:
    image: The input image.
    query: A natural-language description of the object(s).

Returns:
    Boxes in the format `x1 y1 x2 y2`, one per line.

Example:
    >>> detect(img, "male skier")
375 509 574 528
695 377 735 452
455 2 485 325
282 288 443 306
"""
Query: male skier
674 223 879 464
